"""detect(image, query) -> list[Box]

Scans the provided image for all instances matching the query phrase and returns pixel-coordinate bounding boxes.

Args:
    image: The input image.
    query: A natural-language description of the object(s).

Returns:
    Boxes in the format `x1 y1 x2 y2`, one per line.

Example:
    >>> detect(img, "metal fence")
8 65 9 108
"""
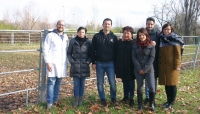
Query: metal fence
0 30 200 111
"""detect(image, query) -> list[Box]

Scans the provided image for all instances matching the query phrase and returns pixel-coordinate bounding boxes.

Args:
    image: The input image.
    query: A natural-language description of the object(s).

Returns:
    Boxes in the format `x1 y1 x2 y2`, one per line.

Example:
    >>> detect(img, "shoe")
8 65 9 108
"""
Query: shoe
78 96 83 106
162 102 169 108
73 96 79 108
46 104 52 109
129 99 134 106
111 98 116 104
120 97 129 103
101 99 107 106
144 98 149 105
165 103 173 110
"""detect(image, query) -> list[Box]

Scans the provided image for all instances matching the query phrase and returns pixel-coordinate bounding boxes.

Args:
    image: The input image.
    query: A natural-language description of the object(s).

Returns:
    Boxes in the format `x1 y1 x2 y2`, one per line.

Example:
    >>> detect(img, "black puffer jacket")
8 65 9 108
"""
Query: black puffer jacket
67 36 91 78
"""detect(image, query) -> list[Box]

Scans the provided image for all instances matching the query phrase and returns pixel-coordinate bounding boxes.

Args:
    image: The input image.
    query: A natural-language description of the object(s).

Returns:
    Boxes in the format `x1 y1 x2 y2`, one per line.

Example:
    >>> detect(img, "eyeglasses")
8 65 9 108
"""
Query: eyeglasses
57 24 65 27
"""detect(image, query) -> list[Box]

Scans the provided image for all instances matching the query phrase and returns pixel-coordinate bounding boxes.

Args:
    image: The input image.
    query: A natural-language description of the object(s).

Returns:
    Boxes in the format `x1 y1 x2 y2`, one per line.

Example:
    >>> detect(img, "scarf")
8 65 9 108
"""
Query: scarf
75 36 86 47
160 32 184 47
138 41 148 50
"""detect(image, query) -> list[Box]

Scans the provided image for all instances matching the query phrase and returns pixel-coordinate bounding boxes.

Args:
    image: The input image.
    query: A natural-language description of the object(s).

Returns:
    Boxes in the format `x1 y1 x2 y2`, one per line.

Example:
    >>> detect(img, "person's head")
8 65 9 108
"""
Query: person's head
146 17 155 30
77 27 87 38
137 28 151 43
56 20 65 33
102 18 112 32
161 23 174 35
122 26 134 41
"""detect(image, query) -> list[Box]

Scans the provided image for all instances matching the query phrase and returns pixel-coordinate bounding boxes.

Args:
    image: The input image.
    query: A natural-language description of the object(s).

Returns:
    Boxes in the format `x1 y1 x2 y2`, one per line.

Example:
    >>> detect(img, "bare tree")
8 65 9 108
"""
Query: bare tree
180 0 200 35
153 1 172 27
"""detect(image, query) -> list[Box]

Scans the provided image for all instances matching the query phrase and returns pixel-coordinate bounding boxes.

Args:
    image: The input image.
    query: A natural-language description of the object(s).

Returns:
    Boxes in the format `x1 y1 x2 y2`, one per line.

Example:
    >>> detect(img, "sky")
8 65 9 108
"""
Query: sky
0 0 164 27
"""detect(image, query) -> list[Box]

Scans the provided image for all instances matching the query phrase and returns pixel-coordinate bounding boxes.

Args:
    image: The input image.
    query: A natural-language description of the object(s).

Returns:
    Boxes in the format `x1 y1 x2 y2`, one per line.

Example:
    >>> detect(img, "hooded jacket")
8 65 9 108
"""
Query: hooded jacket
91 30 118 64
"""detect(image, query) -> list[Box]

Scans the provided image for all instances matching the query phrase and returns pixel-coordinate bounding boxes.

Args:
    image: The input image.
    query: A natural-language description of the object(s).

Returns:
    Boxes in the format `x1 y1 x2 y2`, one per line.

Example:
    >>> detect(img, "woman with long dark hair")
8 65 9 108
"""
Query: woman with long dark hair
132 28 155 111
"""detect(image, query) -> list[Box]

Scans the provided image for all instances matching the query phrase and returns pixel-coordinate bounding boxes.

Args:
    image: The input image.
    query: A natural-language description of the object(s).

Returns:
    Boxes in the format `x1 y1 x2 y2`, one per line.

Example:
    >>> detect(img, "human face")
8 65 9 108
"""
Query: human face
146 20 155 30
102 20 112 32
163 26 172 35
56 20 65 33
77 29 86 38
138 32 147 42
122 30 132 41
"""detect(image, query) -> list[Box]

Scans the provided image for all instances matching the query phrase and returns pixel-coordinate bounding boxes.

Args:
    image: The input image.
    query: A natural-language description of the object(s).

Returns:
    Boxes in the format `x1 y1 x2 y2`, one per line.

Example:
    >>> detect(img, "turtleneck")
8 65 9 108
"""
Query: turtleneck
75 36 86 47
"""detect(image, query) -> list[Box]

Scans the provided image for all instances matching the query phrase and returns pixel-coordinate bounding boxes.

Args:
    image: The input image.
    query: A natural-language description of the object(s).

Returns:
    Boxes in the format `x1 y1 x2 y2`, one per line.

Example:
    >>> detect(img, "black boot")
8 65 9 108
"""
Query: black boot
137 89 143 110
149 92 155 111
162 86 170 108
166 86 177 109
129 98 134 106
120 96 129 103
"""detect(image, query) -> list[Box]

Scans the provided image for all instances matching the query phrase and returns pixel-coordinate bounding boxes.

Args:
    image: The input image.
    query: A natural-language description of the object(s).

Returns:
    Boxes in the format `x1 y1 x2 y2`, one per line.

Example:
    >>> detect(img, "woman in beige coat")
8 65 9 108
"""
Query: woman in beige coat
158 23 184 110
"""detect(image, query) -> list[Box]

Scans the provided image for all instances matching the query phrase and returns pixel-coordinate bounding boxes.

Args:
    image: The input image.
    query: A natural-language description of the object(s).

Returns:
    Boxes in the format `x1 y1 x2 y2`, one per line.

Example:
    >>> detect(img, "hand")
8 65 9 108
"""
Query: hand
176 67 180 71
46 63 52 72
139 70 144 74
92 64 96 70
151 41 156 46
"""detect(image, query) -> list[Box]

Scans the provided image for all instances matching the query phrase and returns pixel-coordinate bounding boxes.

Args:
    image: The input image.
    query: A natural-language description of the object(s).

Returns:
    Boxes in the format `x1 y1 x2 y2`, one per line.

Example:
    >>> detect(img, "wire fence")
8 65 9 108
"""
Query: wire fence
0 30 200 111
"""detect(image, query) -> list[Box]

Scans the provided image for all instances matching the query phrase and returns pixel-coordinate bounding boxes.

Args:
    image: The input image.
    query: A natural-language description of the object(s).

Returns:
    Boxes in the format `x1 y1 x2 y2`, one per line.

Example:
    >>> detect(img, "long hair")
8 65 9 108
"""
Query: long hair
136 28 151 47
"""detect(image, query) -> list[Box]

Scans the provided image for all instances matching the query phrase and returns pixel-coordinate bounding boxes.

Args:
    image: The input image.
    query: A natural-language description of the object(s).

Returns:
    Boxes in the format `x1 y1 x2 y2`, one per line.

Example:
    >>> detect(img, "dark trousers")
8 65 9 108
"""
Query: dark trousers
122 79 135 99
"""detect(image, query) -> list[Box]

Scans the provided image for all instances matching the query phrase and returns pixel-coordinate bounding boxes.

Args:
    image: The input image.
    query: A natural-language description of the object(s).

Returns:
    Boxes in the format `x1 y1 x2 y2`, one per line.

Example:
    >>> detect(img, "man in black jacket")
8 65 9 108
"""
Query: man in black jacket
91 18 118 106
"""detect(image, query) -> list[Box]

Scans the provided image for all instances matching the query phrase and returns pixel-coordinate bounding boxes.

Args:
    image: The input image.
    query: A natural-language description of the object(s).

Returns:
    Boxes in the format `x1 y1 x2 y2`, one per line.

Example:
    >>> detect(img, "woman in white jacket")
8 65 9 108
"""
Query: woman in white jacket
43 20 69 109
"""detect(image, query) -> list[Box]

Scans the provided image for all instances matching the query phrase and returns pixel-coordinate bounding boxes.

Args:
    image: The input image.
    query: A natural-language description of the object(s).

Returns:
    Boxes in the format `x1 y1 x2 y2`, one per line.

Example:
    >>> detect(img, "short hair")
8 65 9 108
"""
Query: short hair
146 17 155 24
103 18 112 25
57 20 65 25
122 26 134 35
161 23 174 33
77 27 87 33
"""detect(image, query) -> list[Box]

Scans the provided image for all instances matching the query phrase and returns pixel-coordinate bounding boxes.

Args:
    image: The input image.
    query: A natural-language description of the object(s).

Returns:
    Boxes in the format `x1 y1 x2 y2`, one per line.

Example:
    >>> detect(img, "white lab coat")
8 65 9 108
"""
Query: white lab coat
43 31 69 78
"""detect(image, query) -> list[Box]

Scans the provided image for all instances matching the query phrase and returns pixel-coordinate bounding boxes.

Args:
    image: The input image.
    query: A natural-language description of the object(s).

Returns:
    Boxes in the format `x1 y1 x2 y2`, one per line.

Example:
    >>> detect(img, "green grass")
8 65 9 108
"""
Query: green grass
7 67 200 114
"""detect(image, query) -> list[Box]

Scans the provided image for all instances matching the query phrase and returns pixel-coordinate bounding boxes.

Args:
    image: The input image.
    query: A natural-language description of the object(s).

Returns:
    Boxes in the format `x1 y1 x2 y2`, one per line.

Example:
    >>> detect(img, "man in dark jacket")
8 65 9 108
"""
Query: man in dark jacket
144 17 159 105
91 18 118 106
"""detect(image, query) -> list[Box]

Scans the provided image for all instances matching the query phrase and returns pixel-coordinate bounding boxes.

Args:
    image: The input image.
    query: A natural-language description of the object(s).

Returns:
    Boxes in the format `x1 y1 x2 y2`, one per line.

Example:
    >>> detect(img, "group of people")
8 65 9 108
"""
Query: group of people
43 17 184 112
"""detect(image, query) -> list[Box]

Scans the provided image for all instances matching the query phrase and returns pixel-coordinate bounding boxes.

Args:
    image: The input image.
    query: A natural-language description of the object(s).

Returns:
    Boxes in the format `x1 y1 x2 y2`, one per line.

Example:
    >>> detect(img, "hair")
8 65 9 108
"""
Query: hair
122 26 134 34
102 18 112 25
56 20 65 25
136 28 151 46
161 23 174 33
146 17 155 24
77 27 87 33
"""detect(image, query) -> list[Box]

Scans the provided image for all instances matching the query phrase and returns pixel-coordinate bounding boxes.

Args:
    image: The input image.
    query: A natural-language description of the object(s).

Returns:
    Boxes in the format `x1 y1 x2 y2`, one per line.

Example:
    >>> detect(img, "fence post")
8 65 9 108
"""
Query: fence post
11 32 14 45
193 36 200 68
28 32 30 45
39 30 48 103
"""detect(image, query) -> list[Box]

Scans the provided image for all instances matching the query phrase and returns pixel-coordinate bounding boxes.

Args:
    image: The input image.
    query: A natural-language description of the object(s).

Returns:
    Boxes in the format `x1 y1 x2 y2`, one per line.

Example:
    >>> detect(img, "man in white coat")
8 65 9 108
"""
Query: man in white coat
43 20 69 109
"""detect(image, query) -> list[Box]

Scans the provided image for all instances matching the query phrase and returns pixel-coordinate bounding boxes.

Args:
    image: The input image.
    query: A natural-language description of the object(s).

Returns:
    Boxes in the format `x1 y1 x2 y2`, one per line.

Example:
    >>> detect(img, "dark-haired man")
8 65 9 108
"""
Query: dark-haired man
91 18 118 106
144 17 159 109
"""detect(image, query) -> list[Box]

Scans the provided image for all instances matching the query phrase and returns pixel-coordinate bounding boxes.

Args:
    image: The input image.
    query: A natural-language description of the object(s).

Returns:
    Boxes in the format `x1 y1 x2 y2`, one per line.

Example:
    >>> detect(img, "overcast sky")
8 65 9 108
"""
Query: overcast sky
0 0 164 27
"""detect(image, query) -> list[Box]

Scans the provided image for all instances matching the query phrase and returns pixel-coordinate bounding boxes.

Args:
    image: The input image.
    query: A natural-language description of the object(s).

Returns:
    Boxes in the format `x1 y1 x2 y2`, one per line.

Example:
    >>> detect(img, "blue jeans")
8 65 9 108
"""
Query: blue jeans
46 77 62 104
73 77 86 97
145 77 157 99
122 79 135 99
96 61 116 100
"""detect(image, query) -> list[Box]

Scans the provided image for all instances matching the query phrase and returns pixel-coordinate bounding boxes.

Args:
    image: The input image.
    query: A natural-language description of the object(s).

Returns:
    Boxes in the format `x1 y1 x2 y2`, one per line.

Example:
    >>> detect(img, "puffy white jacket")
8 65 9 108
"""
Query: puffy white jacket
43 30 69 78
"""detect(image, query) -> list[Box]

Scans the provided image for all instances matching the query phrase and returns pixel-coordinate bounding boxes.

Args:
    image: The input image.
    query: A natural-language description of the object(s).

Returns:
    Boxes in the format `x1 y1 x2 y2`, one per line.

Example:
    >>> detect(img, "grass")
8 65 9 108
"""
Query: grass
0 44 200 114
6 67 200 114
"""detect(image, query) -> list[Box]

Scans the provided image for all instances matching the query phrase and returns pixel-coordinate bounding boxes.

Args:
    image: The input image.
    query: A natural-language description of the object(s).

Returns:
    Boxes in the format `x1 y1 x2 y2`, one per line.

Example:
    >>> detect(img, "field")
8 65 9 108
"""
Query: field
0 44 200 114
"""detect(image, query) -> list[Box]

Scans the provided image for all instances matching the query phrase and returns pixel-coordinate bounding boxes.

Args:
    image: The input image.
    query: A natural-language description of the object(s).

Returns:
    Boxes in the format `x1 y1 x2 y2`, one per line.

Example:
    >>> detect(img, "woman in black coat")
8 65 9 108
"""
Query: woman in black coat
115 26 135 106
67 27 91 108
